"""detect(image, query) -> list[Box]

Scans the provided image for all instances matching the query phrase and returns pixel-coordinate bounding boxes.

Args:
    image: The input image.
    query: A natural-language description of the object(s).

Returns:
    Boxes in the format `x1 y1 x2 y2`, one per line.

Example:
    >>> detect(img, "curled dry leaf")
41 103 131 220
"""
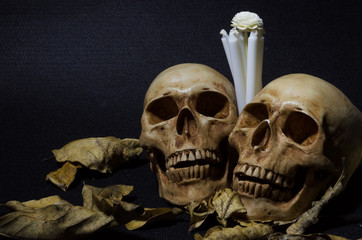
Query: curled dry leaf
194 223 274 240
187 200 214 231
82 183 134 210
0 195 116 240
187 188 247 231
82 184 143 225
52 137 143 173
211 188 247 227
125 207 183 230
45 162 82 191
47 137 143 191
82 184 182 230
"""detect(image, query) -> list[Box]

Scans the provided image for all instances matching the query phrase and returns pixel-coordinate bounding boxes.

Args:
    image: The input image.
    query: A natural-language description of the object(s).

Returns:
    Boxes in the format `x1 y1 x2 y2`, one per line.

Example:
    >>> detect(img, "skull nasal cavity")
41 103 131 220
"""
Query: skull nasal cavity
177 108 197 136
251 120 271 150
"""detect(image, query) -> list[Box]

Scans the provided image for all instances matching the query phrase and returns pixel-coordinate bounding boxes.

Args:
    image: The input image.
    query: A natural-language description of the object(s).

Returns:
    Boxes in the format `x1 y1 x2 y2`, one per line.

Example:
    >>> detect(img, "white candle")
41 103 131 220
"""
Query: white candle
234 29 247 89
256 31 264 96
228 30 246 112
246 30 262 104
220 29 232 73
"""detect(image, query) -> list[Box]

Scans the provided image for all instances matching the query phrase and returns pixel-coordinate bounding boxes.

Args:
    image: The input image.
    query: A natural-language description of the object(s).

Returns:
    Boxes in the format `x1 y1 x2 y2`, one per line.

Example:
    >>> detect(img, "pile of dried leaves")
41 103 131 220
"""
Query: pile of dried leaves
0 137 181 239
0 184 181 239
0 137 350 240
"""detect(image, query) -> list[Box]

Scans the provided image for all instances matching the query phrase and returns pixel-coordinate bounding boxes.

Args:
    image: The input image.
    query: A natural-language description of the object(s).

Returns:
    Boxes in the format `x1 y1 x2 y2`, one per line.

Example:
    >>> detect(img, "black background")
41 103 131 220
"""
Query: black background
0 0 361 239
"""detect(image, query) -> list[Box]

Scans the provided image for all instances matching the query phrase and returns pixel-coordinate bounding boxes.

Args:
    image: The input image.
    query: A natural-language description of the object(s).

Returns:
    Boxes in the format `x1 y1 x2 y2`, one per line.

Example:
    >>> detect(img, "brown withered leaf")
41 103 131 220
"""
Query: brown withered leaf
47 137 143 191
187 188 247 231
81 184 143 225
194 223 274 240
81 184 183 229
52 137 143 174
125 207 183 230
0 195 116 240
82 183 134 210
187 200 214 231
211 188 247 227
45 162 82 191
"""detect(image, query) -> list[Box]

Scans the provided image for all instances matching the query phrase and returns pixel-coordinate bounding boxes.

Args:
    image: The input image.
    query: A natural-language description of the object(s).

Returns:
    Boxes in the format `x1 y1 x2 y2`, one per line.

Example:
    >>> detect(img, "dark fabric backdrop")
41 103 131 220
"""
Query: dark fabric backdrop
0 0 361 239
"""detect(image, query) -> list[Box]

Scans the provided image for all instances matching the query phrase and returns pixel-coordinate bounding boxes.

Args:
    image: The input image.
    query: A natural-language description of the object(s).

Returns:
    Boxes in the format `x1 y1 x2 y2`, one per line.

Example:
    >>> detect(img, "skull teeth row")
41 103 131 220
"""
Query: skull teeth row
234 181 293 202
166 149 220 169
166 164 221 183
235 164 294 189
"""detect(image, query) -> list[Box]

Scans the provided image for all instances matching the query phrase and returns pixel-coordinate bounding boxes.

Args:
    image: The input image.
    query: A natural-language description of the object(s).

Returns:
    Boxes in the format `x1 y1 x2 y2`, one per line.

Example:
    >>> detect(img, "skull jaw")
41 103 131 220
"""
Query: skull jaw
156 167 230 205
235 169 333 221
146 139 236 205
153 151 233 205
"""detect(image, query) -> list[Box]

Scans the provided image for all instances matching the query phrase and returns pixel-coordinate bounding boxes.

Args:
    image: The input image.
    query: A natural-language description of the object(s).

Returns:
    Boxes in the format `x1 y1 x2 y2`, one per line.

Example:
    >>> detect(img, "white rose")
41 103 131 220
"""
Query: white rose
231 11 263 31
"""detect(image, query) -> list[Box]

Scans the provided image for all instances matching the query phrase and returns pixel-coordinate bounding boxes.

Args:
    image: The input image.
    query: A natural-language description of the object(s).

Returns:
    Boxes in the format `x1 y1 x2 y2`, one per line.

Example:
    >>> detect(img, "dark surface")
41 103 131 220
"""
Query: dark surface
0 0 361 239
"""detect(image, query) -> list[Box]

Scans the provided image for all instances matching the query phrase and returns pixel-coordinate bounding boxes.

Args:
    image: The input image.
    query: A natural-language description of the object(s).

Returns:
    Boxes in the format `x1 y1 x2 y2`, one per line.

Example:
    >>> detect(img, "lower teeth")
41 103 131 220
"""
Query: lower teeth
235 181 292 202
166 164 221 182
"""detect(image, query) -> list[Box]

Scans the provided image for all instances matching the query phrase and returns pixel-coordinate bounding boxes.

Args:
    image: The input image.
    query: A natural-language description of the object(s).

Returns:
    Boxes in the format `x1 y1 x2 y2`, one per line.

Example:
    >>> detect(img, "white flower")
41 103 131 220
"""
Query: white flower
231 11 263 31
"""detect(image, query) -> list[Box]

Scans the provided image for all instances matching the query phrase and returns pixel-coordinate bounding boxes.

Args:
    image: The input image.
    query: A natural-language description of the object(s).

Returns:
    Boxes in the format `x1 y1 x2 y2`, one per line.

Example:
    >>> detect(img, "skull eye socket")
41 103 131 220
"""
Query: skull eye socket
196 91 230 119
239 103 268 127
146 96 178 124
282 111 319 146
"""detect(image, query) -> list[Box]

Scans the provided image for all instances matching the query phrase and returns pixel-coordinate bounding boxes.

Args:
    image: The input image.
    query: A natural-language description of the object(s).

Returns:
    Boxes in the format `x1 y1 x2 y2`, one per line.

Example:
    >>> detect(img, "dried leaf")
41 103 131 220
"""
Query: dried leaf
195 223 274 240
21 195 64 208
82 184 134 210
52 137 143 174
47 137 143 191
211 188 247 226
187 188 247 231
125 207 183 230
187 200 215 231
81 184 183 230
45 162 82 191
81 184 143 225
0 195 116 240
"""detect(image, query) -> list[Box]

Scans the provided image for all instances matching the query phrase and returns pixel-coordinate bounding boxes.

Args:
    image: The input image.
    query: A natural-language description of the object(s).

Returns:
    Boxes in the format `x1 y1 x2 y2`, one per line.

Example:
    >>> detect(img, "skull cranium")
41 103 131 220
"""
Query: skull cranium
140 63 238 205
229 74 362 221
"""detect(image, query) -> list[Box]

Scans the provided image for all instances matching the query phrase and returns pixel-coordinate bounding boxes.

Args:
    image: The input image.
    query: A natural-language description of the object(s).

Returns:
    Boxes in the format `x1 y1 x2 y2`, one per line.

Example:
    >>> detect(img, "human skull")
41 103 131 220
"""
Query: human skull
140 63 238 205
229 74 362 221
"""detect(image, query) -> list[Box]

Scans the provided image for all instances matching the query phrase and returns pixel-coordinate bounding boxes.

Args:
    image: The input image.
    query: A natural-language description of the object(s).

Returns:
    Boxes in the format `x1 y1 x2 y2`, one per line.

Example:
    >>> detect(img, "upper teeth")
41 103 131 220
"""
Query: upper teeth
166 149 220 169
235 164 294 189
